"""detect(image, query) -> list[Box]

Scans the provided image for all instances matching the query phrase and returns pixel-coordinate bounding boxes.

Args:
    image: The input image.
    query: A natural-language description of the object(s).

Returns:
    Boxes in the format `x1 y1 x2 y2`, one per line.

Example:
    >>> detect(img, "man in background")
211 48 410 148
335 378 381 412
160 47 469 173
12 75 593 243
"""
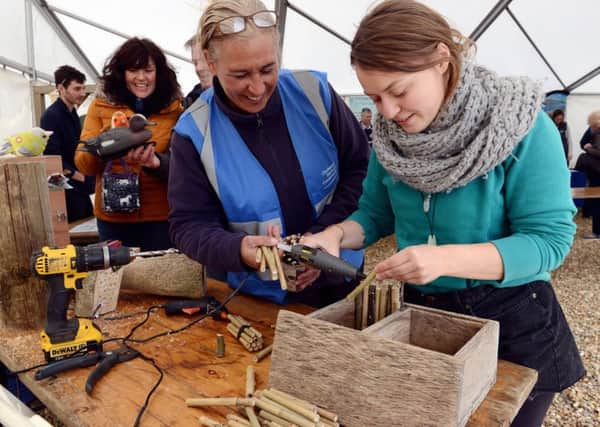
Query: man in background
183 34 213 108
41 65 94 223
360 107 373 145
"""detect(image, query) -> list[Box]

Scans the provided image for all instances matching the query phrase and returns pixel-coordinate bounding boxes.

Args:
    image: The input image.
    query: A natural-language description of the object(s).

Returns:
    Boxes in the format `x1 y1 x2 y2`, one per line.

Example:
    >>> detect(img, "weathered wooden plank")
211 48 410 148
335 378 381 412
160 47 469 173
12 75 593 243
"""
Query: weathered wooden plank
0 158 53 329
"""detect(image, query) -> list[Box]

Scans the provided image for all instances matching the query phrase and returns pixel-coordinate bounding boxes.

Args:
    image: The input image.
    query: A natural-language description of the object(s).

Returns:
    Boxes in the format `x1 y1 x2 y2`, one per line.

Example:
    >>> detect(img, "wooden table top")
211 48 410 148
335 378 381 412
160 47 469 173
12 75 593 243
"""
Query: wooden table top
0 280 537 427
572 186 600 199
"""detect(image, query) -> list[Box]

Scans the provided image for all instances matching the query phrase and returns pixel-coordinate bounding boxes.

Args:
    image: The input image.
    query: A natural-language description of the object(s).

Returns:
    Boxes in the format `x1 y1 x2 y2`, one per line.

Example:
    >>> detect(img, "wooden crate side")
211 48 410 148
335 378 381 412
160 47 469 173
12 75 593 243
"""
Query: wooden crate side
307 297 355 328
410 309 483 355
362 308 412 343
455 320 499 426
269 310 462 427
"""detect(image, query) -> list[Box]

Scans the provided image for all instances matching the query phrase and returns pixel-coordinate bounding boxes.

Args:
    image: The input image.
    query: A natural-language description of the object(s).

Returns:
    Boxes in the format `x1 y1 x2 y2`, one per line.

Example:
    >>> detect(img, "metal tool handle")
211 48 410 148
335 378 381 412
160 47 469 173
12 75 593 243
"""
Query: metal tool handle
35 353 100 380
85 353 118 394
290 245 365 280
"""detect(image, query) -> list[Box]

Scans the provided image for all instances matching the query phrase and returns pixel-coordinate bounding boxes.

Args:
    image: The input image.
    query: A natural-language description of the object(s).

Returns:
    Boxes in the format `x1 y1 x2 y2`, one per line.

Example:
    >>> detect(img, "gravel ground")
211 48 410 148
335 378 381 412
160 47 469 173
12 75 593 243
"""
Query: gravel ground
364 213 599 426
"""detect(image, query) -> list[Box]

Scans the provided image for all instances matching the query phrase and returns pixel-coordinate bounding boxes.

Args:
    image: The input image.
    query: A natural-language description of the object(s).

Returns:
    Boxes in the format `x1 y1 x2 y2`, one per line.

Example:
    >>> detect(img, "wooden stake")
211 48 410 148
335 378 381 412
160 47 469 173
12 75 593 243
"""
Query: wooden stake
185 397 254 407
252 344 273 362
199 415 225 427
261 389 319 422
258 410 295 427
244 407 261 427
261 246 278 280
226 414 250 425
345 270 377 301
246 365 256 397
272 246 287 290
255 398 314 427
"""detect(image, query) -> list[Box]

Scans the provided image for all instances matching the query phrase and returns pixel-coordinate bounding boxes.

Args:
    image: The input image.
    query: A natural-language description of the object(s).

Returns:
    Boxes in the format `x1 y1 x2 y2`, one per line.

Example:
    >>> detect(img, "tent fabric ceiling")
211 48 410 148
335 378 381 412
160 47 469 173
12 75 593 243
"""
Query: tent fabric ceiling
1 0 599 95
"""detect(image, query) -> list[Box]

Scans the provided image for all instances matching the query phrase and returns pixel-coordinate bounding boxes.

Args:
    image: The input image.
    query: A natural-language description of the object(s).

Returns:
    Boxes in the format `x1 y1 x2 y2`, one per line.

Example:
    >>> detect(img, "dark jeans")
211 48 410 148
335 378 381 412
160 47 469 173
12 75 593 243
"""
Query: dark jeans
96 219 171 251
511 391 556 427
405 281 585 424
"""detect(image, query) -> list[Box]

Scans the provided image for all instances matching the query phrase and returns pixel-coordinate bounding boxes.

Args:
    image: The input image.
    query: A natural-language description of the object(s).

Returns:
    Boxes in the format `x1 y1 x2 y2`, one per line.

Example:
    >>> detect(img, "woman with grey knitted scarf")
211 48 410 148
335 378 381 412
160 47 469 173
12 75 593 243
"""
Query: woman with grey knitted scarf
302 1 584 425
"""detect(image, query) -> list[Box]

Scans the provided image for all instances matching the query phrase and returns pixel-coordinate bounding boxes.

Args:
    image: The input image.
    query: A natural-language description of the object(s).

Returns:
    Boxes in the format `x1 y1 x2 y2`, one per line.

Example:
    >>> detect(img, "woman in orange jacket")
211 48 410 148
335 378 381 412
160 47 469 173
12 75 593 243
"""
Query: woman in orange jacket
76 37 183 250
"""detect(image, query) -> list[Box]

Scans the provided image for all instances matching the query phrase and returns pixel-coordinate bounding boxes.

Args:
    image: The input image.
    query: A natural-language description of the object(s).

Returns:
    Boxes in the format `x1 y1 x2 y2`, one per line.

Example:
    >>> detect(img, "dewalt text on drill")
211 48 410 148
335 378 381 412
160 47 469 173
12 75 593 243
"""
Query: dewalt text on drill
31 243 176 362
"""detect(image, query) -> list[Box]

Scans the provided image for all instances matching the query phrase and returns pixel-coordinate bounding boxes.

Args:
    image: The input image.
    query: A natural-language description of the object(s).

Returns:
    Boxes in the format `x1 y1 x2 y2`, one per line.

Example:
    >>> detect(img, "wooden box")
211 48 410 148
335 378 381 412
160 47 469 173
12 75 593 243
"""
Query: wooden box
269 299 499 427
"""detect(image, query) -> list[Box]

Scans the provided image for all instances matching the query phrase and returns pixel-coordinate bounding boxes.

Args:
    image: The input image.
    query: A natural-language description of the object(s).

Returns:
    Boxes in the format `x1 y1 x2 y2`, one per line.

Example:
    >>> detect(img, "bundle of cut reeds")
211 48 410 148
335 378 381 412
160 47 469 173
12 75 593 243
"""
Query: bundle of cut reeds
189 388 340 427
226 314 264 352
354 282 402 330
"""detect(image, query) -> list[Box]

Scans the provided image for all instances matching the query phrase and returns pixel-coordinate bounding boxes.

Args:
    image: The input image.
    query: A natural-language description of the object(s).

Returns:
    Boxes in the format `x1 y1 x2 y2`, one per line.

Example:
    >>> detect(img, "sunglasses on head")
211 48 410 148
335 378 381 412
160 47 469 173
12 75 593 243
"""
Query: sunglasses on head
214 10 277 36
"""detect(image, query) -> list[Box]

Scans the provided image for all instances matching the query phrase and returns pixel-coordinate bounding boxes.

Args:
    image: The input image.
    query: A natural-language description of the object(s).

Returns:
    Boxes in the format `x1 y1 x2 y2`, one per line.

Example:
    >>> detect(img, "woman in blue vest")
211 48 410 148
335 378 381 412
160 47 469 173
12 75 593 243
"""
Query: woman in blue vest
168 0 369 307
303 1 584 425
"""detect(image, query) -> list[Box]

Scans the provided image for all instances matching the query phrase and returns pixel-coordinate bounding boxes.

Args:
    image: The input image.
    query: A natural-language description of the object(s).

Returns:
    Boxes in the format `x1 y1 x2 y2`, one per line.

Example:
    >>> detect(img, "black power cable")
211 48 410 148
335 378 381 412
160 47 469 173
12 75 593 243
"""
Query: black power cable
8 277 248 427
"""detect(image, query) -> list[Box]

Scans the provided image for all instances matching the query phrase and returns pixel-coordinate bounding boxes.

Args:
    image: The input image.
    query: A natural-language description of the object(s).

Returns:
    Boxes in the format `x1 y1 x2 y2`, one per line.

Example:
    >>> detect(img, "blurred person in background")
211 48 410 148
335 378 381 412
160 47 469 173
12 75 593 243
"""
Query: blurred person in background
183 33 214 108
76 37 183 250
42 65 95 223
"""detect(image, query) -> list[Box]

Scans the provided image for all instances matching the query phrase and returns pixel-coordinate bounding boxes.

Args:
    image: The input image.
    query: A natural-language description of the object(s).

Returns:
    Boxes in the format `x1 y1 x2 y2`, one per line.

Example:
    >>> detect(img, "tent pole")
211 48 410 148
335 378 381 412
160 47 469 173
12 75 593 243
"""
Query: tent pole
286 1 351 46
469 0 512 41
275 0 289 56
24 0 37 82
565 66 600 93
32 0 99 80
505 7 566 89
47 5 192 64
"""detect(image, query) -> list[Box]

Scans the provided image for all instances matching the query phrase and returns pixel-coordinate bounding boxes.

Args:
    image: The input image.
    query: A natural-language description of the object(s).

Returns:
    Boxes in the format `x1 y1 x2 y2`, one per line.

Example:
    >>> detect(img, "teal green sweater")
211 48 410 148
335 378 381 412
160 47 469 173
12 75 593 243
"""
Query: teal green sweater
349 112 576 293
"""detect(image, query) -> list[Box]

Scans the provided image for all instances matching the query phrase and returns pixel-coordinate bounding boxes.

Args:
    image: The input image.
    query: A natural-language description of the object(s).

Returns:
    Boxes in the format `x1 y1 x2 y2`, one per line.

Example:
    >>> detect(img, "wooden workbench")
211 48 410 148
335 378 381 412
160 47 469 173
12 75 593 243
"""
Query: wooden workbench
0 280 537 427
572 186 600 199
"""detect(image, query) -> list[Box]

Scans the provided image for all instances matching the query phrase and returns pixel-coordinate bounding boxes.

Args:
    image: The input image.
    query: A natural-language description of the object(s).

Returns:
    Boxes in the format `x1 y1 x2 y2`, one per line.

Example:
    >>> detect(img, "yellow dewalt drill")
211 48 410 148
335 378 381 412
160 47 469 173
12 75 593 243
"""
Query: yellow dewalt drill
31 244 177 361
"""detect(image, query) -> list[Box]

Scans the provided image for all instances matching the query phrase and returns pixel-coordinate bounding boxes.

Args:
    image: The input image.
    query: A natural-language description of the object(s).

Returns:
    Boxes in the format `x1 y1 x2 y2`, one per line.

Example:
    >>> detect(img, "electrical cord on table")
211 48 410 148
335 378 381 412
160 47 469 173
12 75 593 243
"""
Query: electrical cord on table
8 277 249 427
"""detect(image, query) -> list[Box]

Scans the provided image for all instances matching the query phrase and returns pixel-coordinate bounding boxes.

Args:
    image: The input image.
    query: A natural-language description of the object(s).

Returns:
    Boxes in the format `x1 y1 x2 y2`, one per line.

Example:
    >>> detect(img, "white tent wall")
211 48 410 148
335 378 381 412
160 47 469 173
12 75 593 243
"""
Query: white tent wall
1 0 600 137
0 69 33 138
566 94 600 168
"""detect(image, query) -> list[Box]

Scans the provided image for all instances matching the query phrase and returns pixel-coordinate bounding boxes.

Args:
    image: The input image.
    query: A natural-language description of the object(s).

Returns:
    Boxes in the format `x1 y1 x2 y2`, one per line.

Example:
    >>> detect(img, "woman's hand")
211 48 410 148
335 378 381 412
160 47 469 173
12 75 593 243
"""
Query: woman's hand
126 144 159 168
240 235 278 270
294 267 321 291
300 226 344 258
375 244 447 285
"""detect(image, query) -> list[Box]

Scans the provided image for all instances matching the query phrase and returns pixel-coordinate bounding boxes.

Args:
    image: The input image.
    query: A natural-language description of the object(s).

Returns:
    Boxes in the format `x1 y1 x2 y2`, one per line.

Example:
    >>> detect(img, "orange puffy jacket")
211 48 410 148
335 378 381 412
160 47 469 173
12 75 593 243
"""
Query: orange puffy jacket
76 97 183 223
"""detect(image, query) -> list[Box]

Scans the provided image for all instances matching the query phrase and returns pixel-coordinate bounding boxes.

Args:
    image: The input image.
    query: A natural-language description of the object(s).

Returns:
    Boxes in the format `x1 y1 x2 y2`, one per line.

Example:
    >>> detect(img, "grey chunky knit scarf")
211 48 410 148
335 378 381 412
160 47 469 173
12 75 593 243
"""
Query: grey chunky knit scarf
372 60 544 193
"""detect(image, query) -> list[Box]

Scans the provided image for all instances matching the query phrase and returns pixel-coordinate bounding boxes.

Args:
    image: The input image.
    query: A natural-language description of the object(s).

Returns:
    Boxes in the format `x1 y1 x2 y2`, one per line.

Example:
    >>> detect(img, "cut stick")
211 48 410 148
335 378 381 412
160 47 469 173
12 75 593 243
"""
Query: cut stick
246 366 256 397
244 407 261 427
185 397 254 407
198 415 223 427
226 414 250 426
260 389 319 422
345 269 377 301
252 344 273 362
261 246 278 280
255 248 262 264
272 246 287 290
254 398 314 427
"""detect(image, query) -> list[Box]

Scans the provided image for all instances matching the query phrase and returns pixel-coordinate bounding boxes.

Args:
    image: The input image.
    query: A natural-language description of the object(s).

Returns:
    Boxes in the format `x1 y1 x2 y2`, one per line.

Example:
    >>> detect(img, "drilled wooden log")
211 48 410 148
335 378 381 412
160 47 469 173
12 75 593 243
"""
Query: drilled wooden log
120 253 206 297
0 158 53 329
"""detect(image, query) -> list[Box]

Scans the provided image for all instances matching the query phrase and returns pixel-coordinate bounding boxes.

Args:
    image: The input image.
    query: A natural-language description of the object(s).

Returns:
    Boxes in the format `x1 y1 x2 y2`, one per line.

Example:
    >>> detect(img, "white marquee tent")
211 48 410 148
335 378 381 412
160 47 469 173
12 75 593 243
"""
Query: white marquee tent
1 0 599 165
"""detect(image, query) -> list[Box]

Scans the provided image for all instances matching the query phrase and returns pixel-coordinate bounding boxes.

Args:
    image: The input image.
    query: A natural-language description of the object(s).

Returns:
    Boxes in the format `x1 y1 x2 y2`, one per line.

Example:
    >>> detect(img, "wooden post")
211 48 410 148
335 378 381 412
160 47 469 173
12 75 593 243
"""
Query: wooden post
0 157 54 329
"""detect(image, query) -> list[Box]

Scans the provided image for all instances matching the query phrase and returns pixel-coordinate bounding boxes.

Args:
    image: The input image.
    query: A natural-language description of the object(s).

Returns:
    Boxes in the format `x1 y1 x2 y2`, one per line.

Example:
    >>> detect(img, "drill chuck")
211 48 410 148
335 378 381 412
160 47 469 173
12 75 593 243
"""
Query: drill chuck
75 245 133 272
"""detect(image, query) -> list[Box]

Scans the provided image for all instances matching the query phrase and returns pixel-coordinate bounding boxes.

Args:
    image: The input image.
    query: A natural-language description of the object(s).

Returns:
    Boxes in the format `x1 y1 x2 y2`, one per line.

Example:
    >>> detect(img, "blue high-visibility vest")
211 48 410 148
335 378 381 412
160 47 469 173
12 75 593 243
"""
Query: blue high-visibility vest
175 69 363 303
